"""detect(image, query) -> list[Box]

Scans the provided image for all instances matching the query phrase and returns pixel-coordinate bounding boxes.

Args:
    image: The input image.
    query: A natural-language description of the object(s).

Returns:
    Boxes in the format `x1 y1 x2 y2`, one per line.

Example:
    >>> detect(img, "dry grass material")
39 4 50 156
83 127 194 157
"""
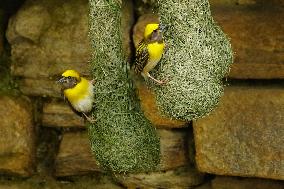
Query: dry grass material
88 0 160 173
148 0 233 120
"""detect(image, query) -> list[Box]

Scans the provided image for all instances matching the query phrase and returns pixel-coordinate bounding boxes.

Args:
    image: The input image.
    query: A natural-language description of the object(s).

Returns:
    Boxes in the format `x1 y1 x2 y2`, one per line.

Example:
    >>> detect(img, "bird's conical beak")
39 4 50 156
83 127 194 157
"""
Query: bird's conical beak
57 77 66 84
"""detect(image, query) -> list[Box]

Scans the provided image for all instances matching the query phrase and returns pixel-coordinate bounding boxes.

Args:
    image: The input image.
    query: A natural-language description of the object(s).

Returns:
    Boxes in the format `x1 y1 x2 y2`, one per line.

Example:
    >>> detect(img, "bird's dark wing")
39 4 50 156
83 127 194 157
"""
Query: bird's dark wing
133 40 149 74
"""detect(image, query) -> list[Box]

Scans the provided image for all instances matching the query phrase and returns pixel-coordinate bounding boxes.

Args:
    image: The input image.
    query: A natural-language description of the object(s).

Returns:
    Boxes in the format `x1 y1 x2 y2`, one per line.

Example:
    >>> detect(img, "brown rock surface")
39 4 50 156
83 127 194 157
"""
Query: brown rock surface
7 0 91 79
55 132 99 177
0 95 35 176
0 175 123 189
55 129 192 176
158 129 192 170
19 78 61 97
121 0 134 61
211 2 284 79
212 176 284 189
42 100 85 128
210 0 284 6
116 167 203 189
195 182 212 189
194 86 284 180
194 176 284 189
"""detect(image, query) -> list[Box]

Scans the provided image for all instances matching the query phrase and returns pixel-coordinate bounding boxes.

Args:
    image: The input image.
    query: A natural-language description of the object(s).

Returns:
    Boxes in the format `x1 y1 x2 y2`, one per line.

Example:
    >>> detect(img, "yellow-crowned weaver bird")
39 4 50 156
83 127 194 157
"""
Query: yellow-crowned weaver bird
57 70 95 123
134 23 166 85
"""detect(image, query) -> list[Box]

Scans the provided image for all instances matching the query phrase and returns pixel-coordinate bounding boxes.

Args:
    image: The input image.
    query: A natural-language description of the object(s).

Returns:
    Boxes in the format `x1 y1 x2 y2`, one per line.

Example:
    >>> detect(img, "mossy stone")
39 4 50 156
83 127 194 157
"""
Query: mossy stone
150 0 233 120
88 0 160 173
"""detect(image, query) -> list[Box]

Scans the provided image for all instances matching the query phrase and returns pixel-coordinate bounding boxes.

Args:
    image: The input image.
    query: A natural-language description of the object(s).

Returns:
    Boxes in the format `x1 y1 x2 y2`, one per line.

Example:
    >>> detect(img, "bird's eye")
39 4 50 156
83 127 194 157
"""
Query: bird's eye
68 76 71 79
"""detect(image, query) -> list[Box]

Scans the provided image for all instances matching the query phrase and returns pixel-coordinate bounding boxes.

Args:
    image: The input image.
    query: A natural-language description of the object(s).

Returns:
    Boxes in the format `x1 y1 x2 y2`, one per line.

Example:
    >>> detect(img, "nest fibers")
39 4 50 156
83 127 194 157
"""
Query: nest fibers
88 0 160 172
149 0 233 120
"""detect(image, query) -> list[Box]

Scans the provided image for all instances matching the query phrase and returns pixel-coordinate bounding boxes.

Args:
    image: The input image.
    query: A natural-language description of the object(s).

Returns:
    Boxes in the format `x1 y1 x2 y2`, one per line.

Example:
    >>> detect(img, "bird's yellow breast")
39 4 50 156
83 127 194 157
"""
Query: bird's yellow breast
147 42 165 62
64 77 91 104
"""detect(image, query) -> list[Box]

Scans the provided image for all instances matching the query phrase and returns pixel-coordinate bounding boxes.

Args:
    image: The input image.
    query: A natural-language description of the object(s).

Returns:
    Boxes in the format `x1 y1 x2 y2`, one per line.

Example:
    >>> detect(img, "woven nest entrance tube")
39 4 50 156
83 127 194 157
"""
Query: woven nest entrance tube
148 0 233 121
88 0 160 173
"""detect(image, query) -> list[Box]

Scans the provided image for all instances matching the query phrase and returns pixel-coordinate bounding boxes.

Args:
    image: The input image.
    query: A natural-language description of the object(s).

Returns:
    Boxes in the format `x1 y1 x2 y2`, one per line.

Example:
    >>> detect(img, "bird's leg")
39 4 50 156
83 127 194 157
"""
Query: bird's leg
145 72 168 85
83 113 96 123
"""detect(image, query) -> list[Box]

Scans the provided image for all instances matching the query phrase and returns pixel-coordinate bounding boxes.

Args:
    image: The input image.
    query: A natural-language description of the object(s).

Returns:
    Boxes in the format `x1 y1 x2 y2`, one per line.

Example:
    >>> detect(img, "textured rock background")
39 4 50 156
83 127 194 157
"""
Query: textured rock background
196 176 284 189
211 1 284 79
0 9 4 55
42 100 85 128
0 96 35 176
0 0 283 188
194 86 284 180
6 0 91 79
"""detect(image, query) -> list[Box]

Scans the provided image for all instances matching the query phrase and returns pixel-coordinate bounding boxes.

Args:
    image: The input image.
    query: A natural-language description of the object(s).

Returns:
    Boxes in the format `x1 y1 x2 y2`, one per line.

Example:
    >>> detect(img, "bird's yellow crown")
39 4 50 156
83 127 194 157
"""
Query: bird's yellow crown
62 69 80 79
144 23 159 38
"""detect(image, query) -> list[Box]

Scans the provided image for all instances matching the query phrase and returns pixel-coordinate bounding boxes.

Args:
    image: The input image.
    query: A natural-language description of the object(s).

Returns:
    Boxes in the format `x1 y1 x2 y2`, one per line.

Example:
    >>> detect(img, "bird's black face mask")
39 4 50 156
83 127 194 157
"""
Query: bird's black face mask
149 29 163 43
57 76 79 89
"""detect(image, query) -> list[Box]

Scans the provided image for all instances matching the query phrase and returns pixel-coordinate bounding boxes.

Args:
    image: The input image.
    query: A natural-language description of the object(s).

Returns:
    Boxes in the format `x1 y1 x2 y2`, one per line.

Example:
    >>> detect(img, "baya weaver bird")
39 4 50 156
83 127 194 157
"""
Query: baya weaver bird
57 70 95 123
134 23 166 85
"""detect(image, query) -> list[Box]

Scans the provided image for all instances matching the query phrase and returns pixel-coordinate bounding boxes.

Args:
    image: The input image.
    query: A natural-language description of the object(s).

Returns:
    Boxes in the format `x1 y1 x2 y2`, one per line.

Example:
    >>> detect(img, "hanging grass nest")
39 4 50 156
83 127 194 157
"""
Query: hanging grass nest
88 0 160 173
148 0 233 120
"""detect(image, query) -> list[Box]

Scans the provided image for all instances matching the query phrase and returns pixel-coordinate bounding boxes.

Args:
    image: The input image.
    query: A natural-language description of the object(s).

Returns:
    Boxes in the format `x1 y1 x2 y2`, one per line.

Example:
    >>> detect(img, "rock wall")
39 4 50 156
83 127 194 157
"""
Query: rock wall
194 86 284 180
0 96 35 176
0 0 283 188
